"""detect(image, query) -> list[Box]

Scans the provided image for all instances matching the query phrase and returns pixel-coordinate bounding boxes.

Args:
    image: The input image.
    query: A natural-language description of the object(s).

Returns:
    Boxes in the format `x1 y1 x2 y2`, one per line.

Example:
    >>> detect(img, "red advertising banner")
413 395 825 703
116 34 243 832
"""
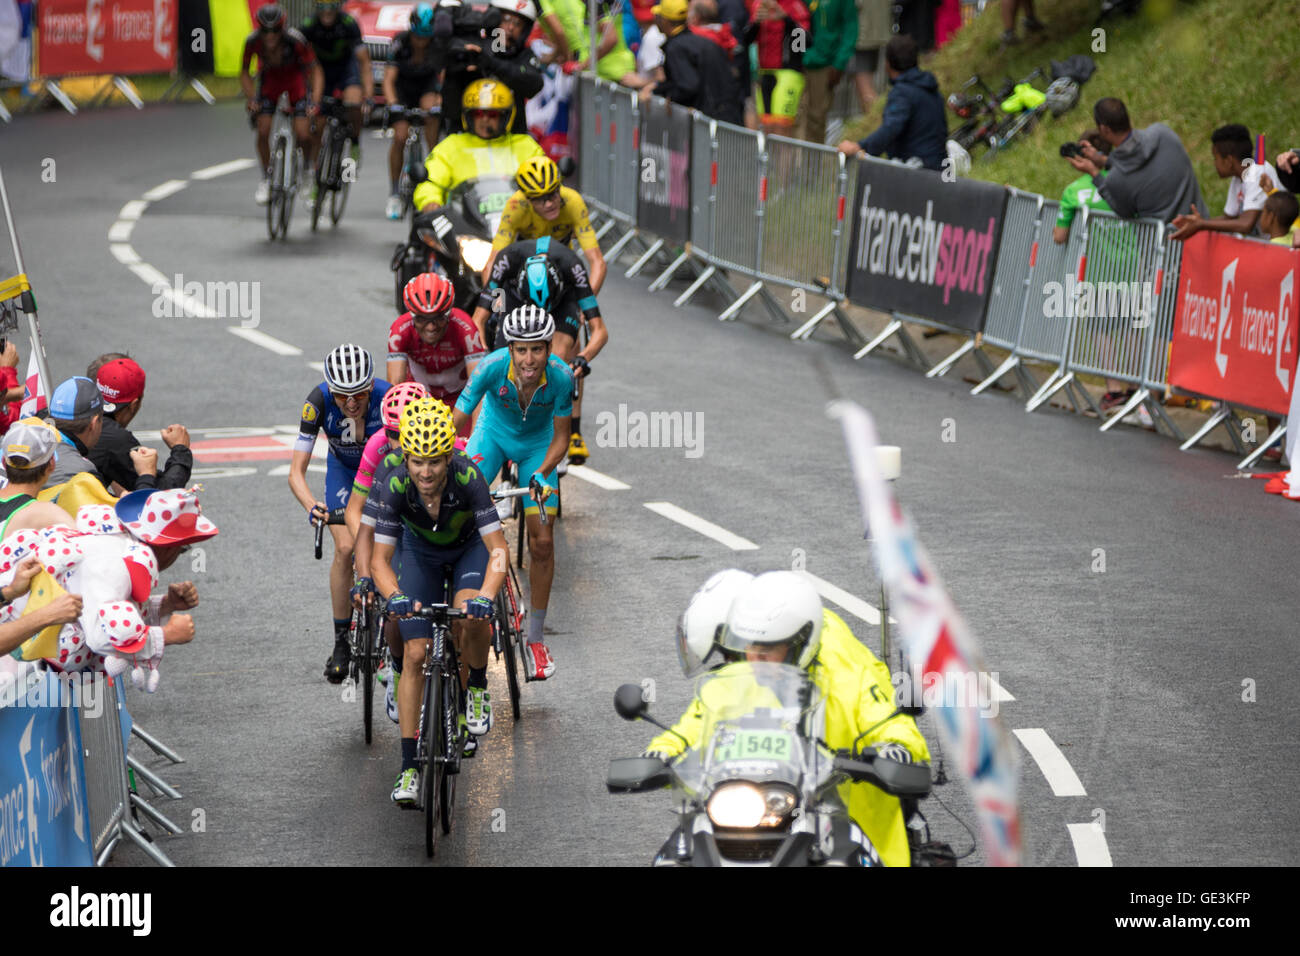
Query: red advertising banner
37 0 176 77
1169 232 1299 415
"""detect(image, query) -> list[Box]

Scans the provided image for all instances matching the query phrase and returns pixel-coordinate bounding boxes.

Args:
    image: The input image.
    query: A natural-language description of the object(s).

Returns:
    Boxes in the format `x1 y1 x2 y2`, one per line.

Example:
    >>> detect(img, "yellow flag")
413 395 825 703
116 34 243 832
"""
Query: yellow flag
18 571 69 661
38 471 117 516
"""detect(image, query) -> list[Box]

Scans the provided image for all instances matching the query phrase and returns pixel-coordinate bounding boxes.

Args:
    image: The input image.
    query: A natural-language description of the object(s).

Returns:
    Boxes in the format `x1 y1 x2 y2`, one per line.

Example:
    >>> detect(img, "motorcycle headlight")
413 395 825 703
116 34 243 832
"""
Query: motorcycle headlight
706 783 797 829
458 236 492 272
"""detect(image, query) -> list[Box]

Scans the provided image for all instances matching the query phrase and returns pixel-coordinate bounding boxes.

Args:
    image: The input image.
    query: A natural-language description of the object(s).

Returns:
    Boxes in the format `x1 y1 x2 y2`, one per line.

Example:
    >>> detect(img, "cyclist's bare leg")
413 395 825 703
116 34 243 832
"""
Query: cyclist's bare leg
327 522 356 623
255 113 273 170
419 91 440 147
389 119 410 189
524 511 554 612
385 617 402 662
399 636 430 737
341 83 365 144
292 114 313 160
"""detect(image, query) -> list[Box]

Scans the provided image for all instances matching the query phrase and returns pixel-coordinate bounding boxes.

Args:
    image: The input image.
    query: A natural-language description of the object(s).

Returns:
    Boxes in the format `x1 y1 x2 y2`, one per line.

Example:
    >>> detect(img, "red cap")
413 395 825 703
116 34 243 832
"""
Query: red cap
96 358 146 412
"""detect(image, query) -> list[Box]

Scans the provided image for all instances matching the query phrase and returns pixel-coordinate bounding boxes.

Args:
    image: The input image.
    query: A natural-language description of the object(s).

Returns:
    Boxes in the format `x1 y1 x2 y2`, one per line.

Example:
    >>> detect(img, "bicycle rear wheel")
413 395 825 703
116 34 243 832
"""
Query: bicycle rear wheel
421 670 443 857
440 671 459 835
360 605 375 745
267 141 286 240
331 177 350 225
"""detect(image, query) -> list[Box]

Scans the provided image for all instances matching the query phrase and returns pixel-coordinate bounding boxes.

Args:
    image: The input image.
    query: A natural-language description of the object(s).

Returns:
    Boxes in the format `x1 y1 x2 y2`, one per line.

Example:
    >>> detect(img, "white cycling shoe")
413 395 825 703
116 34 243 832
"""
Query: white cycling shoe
385 195 402 220
255 179 270 205
465 686 493 735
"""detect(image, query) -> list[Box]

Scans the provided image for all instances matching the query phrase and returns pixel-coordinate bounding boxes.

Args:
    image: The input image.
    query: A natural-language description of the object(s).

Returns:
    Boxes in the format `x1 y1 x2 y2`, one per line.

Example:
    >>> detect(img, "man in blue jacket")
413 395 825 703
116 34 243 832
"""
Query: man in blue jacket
835 34 945 171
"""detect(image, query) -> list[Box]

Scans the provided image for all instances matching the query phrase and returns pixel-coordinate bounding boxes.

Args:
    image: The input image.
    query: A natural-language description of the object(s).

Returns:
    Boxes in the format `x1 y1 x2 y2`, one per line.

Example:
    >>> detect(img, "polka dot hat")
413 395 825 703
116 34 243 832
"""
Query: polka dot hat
115 488 219 546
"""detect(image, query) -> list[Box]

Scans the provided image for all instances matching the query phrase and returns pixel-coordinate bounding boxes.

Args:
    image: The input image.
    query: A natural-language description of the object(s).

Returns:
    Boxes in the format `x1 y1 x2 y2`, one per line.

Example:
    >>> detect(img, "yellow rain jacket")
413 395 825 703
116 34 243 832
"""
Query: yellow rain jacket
413 132 545 211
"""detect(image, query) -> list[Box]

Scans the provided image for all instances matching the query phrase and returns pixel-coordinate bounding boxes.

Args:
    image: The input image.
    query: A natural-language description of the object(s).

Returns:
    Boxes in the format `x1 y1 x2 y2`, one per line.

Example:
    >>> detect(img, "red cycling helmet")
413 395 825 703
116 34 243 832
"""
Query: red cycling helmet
404 273 456 319
381 381 431 432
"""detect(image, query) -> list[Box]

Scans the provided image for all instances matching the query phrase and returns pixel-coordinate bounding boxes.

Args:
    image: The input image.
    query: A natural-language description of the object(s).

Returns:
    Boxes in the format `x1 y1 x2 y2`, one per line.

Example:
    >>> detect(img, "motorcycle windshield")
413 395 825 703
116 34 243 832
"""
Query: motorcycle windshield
674 662 827 795
447 175 516 236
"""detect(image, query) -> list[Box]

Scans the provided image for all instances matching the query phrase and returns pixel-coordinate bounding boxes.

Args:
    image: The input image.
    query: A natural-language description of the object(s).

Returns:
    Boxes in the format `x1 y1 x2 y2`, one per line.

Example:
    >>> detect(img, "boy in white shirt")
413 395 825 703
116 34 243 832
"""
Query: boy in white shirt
1171 124 1278 241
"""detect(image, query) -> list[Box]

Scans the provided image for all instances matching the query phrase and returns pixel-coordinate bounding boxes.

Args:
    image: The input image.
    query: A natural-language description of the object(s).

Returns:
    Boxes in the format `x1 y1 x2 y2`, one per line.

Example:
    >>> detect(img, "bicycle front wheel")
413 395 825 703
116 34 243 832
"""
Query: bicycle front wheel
496 581 521 719
267 141 286 240
421 672 443 858
331 176 350 225
440 672 459 835
360 606 375 745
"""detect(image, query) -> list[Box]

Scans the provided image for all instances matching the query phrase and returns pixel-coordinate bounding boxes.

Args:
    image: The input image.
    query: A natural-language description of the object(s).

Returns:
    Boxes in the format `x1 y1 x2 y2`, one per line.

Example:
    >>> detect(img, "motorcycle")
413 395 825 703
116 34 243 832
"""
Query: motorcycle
607 662 934 867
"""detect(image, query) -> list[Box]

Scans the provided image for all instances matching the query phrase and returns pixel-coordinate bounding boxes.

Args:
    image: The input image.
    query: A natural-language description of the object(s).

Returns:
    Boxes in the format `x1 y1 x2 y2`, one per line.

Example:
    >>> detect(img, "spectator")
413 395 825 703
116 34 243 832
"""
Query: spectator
845 0 892 115
0 339 21 433
85 356 192 494
999 0 1043 47
0 420 81 536
1067 97 1207 224
933 0 962 49
536 0 589 65
567 0 651 88
798 0 856 147
1275 148 1300 193
834 34 946 171
45 377 109 487
893 0 936 53
711 0 751 105
1171 124 1280 241
744 0 808 135
688 0 742 92
640 0 744 126
0 552 83 658
636 19 668 84
1259 190 1299 247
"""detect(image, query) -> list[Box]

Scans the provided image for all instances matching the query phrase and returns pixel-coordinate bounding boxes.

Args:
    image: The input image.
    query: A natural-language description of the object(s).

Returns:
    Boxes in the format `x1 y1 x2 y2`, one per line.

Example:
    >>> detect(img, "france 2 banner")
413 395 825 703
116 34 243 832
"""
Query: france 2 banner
37 0 175 78
1168 233 1299 415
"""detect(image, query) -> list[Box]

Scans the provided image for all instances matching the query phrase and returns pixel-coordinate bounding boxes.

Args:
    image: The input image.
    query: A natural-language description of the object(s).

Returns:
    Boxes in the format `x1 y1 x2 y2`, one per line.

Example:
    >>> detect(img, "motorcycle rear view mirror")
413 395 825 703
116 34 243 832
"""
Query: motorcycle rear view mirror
406 161 429 184
614 683 649 721
557 156 577 179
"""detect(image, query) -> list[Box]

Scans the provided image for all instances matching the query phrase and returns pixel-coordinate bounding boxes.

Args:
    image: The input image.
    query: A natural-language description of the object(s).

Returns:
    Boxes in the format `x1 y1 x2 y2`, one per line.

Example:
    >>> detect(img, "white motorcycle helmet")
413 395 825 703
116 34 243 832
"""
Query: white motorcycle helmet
490 0 538 24
676 569 755 676
719 571 823 669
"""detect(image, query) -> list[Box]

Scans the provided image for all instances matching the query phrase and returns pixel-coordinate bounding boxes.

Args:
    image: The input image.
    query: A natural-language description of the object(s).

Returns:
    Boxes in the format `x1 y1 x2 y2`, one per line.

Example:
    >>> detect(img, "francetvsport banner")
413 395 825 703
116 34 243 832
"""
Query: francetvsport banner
637 96 691 245
844 159 1007 333
36 0 176 77
1168 232 1298 416
0 671 93 867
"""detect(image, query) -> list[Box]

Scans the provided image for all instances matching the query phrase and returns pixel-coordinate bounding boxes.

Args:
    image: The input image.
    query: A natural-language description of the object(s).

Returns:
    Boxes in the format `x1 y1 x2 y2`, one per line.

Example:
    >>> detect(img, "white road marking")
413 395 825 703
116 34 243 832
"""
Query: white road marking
142 179 188 201
227 326 303 356
797 570 892 626
117 200 148 220
1013 728 1086 797
109 243 140 264
1067 822 1113 867
566 464 630 490
191 158 258 180
643 502 758 551
306 361 325 373
127 262 169 287
107 220 134 242
191 466 259 479
268 463 326 476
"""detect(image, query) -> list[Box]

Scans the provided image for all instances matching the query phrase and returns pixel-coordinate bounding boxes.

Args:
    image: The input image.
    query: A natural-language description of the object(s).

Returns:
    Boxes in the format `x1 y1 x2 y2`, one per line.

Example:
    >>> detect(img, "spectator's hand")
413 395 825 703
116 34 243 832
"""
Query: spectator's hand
163 581 199 613
756 0 781 21
131 446 158 476
1277 150 1298 174
1258 173 1276 195
162 613 195 645
3 555 42 600
1066 153 1100 177
38 593 83 628
828 68 843 88
161 424 191 448
836 139 864 157
637 84 653 103
1170 205 1203 241
0 340 18 368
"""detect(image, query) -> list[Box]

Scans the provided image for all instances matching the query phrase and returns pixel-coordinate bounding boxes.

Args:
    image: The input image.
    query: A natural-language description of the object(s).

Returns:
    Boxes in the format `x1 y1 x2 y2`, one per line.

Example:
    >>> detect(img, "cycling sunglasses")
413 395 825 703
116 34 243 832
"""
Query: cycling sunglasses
529 189 562 205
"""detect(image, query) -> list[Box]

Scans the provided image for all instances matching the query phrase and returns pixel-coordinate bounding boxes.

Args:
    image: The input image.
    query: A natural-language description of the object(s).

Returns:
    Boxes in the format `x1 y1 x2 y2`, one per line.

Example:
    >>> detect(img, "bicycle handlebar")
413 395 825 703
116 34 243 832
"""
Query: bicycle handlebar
312 507 348 559
410 604 468 622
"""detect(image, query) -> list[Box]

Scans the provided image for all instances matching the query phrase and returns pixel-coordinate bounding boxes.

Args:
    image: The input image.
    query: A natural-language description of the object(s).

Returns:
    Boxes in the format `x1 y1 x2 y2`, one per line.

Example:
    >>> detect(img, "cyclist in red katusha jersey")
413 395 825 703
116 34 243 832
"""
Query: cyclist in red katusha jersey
387 274 487 436
242 3 317 205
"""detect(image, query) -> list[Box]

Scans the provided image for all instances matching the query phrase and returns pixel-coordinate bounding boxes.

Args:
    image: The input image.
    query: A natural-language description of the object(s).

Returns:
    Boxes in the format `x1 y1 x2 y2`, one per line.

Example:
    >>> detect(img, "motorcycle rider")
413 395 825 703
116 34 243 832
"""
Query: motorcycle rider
413 79 546 213
438 0 546 136
644 569 931 867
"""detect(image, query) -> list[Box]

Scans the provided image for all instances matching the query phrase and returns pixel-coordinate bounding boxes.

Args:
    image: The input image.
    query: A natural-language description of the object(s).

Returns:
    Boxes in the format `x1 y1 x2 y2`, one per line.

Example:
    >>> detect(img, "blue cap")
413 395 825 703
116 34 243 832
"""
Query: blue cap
49 376 104 425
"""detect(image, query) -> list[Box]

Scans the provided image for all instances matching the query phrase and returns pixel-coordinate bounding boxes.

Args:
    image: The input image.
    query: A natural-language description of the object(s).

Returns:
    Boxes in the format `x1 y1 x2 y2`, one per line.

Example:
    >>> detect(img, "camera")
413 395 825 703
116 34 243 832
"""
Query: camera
1059 142 1083 159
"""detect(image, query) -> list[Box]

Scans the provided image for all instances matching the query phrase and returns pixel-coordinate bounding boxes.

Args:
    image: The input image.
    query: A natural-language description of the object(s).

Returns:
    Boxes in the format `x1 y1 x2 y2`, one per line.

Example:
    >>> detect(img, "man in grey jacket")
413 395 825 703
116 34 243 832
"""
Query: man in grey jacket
1068 97 1207 223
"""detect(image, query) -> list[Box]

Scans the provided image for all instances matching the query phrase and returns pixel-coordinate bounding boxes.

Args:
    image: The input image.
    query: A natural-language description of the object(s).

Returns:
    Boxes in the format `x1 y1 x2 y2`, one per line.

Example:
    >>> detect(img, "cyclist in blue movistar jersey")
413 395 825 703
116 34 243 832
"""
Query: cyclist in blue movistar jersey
363 398 509 804
452 305 571 680
289 343 391 682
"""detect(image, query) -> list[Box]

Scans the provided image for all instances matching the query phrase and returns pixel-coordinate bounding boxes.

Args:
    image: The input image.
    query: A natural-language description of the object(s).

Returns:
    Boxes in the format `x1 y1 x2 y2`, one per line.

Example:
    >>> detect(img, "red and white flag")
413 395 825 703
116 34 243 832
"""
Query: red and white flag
19 349 46 418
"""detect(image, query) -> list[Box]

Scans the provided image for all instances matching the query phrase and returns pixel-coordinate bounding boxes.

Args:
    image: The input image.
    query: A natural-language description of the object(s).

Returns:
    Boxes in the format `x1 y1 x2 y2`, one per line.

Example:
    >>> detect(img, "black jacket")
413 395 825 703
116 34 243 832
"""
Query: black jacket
858 67 947 171
654 28 744 126
88 417 193 493
440 44 545 135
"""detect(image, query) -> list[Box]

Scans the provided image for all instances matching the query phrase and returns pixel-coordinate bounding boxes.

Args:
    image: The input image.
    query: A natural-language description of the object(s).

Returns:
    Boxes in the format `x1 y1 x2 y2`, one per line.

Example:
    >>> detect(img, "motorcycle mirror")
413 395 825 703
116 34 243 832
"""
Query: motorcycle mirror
606 757 673 793
557 156 577 179
614 683 648 721
873 758 932 799
407 161 429 184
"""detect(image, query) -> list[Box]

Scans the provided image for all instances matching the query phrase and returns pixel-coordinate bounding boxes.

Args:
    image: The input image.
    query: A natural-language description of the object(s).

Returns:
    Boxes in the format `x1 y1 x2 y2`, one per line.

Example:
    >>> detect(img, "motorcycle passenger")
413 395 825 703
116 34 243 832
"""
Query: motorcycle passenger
384 2 448 219
241 3 317 205
412 79 545 213
438 0 546 136
644 570 931 867
302 0 372 198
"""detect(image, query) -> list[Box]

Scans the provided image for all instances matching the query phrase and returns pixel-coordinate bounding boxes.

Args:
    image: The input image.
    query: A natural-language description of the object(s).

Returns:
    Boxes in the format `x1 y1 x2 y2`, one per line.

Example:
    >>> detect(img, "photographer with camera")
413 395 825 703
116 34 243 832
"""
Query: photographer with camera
438 0 545 136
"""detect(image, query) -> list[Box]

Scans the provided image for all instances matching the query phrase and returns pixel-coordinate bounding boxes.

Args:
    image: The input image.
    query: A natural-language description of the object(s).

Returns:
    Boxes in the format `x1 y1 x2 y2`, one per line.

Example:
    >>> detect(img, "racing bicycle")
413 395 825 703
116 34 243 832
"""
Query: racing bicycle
267 91 304 241
311 95 354 231
394 107 435 219
410 600 467 858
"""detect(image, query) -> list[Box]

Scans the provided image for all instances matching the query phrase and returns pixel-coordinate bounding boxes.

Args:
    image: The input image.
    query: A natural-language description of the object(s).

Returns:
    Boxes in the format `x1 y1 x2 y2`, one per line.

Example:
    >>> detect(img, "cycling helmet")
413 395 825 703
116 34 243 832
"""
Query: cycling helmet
502 304 555 342
403 273 456 318
1045 77 1080 117
719 571 823 669
515 156 561 198
514 253 564 309
314 0 342 11
410 3 436 36
461 79 516 133
490 0 538 23
381 381 430 432
400 397 457 458
677 569 755 677
256 3 286 30
324 343 374 396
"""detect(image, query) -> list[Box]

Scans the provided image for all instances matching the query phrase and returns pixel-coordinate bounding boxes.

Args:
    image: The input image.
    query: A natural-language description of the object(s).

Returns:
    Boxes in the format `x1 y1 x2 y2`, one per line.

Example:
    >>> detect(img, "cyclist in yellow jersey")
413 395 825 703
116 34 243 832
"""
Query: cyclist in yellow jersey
413 80 545 212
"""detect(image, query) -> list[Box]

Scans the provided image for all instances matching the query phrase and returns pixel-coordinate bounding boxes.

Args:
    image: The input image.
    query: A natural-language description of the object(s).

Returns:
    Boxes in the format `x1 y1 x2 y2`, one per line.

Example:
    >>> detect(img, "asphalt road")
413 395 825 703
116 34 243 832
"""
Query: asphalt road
3 100 1298 867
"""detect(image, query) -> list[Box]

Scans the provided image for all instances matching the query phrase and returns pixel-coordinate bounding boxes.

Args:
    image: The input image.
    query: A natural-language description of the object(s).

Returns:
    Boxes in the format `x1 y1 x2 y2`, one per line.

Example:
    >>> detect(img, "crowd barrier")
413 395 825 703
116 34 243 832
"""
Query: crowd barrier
573 74 1297 469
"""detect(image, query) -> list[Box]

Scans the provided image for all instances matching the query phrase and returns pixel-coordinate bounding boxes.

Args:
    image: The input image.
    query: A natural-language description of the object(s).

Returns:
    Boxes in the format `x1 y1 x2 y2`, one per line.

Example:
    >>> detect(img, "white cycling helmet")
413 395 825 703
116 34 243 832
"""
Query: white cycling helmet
719 571 823 669
490 0 538 23
676 569 755 676
502 303 555 342
324 343 374 395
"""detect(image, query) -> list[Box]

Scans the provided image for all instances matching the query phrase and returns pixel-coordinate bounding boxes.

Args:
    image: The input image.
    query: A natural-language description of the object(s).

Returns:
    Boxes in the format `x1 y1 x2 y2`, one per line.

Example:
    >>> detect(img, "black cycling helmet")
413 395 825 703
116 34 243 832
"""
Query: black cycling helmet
257 3 286 31
513 253 564 310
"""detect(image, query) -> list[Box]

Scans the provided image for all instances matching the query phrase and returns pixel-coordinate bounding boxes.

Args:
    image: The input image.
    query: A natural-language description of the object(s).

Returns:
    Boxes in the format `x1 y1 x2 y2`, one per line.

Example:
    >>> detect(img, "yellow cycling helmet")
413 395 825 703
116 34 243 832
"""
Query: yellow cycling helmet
462 78 516 133
515 155 561 198
400 397 457 458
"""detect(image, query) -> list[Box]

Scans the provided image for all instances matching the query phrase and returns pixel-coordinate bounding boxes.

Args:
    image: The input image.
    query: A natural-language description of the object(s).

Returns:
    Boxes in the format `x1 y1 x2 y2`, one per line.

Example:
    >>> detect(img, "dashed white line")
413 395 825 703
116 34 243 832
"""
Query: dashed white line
566 464 630 490
268 463 326 476
107 220 134 242
142 179 188 201
227 326 303 356
643 502 758 551
306 361 325 373
117 200 148 220
1013 728 1086 797
1067 822 1113 867
191 158 257 180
